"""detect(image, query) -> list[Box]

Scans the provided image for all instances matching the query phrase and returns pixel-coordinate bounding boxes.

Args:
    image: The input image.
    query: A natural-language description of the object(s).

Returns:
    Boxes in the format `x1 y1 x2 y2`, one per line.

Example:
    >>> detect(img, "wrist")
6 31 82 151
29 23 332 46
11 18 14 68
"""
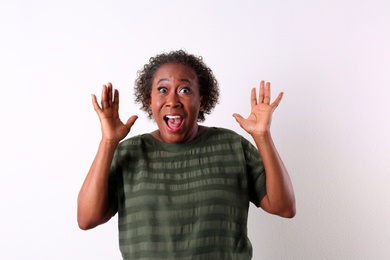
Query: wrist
251 130 271 140
99 138 119 149
251 131 276 149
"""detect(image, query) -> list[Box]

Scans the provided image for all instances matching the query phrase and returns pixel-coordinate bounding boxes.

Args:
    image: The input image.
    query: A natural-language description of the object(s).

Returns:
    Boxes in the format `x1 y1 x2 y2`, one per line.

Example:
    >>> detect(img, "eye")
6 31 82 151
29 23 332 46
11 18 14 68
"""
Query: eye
157 86 167 93
179 87 191 94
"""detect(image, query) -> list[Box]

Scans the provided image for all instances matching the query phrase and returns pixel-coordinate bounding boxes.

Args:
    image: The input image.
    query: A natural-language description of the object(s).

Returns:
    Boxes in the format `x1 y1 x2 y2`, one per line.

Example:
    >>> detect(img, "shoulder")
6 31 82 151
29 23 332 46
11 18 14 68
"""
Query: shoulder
201 127 257 152
206 126 240 137
115 134 154 155
117 134 143 148
207 127 258 153
205 127 248 143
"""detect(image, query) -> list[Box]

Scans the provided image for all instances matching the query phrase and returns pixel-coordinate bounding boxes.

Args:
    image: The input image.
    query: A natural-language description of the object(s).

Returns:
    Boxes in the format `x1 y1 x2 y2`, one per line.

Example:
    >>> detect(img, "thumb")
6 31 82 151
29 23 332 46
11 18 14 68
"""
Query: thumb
232 113 244 124
125 115 138 128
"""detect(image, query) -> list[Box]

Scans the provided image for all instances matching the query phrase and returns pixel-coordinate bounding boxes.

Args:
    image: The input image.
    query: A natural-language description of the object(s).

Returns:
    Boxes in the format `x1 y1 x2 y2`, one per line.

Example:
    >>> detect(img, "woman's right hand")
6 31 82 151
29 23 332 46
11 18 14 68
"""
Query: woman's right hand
92 82 138 143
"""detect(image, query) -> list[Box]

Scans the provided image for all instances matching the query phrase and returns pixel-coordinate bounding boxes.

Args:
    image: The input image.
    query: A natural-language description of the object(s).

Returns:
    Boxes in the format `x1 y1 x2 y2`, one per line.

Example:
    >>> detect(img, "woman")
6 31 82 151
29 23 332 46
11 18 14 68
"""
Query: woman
77 50 295 259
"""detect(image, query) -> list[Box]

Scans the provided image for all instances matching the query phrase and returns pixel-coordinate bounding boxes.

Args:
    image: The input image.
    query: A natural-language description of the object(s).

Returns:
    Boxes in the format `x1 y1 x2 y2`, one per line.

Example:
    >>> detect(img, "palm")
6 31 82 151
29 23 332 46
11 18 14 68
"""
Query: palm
92 83 138 143
99 109 130 141
233 81 283 136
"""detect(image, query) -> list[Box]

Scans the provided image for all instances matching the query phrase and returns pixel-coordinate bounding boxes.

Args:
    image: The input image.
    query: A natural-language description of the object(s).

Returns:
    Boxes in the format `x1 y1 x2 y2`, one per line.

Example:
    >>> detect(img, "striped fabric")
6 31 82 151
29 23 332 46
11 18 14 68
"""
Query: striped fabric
108 127 266 259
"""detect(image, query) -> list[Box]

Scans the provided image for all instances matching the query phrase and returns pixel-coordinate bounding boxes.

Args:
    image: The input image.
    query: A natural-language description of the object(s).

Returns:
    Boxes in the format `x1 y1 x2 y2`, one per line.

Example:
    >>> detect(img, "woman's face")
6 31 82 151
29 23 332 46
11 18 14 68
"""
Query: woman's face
149 63 202 143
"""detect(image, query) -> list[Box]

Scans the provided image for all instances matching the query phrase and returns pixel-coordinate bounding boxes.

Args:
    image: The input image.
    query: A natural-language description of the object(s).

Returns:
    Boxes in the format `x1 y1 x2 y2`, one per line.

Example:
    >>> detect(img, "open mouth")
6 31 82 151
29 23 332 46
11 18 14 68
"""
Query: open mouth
164 115 184 131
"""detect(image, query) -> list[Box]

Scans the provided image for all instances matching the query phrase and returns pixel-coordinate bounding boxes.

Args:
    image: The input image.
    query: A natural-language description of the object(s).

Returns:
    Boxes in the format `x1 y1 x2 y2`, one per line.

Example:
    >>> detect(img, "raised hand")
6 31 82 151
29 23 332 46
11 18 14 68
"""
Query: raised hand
92 82 138 143
233 80 283 136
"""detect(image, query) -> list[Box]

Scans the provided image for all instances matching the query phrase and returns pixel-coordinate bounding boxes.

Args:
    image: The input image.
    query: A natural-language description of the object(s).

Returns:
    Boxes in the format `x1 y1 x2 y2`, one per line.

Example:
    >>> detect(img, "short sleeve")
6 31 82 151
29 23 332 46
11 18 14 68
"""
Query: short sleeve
107 149 120 215
242 138 267 207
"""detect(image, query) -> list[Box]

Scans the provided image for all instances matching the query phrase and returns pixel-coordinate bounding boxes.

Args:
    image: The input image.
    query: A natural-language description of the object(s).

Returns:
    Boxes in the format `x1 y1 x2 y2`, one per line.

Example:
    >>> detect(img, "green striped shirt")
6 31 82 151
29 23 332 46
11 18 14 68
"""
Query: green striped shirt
108 127 266 259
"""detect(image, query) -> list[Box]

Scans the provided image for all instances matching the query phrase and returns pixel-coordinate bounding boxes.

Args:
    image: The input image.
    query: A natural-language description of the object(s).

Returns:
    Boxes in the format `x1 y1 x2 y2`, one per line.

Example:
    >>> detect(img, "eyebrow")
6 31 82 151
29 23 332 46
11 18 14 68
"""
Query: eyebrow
157 78 191 84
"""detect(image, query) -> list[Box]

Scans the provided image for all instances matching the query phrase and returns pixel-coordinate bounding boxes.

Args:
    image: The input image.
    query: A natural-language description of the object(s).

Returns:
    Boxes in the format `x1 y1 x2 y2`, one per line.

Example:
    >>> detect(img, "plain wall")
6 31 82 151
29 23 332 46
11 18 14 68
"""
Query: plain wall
1 1 389 259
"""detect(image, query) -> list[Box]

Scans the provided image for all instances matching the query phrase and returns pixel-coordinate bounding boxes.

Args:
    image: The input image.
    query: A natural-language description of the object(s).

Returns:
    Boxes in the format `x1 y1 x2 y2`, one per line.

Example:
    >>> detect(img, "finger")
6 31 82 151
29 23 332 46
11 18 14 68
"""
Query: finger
271 92 284 109
107 82 113 106
101 85 109 109
250 88 257 107
258 80 265 103
92 94 102 112
125 115 138 129
113 89 119 110
232 113 244 125
263 81 271 104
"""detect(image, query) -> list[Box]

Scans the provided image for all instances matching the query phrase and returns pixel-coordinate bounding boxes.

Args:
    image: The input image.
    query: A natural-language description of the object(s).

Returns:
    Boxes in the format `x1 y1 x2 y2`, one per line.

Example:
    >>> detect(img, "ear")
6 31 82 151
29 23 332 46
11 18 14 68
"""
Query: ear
199 96 204 111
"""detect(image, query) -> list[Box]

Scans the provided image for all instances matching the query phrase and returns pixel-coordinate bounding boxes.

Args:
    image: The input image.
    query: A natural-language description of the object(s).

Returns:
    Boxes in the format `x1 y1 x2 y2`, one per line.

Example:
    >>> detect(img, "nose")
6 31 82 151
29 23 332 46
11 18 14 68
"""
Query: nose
165 92 181 108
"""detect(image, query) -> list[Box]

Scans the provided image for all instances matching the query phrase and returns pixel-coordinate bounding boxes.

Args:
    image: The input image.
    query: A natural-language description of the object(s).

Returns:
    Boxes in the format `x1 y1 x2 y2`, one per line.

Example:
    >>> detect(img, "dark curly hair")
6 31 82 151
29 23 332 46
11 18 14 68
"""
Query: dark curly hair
134 50 219 122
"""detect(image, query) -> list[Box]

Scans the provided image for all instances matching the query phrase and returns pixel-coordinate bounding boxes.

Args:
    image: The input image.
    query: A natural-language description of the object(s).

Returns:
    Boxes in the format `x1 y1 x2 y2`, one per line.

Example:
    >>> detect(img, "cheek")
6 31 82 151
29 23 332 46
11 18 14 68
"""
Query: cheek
149 97 163 114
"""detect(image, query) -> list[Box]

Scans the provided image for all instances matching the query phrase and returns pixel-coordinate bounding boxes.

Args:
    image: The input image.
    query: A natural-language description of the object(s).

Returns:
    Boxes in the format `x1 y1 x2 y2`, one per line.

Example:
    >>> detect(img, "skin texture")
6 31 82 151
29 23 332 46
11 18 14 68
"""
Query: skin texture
134 50 219 122
149 63 204 144
233 81 296 217
77 83 138 230
77 66 295 230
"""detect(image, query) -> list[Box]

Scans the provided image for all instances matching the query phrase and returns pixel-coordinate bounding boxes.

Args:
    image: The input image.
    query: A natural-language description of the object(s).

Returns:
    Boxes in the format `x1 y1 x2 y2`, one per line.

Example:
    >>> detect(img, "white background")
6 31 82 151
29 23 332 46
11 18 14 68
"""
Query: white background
1 1 389 259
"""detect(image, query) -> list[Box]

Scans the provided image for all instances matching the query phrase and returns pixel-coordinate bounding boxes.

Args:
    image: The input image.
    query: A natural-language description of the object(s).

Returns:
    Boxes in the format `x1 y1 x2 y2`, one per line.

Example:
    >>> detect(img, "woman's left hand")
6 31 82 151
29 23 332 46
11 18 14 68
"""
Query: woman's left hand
233 80 283 136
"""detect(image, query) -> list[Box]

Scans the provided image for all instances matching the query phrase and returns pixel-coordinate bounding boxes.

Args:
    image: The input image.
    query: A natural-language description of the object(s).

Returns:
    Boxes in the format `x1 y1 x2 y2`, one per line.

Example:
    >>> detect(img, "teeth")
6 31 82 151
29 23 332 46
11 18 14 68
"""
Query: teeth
165 115 181 119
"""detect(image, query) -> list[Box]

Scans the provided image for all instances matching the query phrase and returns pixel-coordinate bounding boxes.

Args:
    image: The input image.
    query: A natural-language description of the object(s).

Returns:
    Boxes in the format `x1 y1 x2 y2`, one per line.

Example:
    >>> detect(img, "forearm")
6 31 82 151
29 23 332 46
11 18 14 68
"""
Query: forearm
77 140 118 229
252 132 296 217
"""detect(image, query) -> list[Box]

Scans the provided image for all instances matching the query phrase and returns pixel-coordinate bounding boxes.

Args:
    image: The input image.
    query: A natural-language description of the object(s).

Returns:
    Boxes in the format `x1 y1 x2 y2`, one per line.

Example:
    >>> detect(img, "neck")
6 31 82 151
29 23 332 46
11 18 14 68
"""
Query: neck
152 125 207 143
